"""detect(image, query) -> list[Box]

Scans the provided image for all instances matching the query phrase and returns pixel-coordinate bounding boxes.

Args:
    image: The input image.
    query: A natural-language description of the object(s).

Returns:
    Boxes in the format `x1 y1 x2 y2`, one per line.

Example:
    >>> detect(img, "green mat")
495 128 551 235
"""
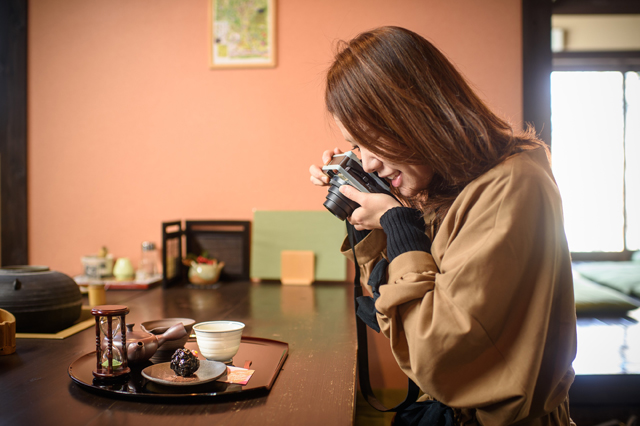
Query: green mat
573 261 640 298
573 270 640 315
250 210 347 281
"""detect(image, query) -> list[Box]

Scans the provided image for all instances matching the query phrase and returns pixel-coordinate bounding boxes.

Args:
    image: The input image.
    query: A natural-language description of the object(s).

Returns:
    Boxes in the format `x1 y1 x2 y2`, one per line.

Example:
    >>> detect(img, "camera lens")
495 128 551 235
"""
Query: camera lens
323 176 360 221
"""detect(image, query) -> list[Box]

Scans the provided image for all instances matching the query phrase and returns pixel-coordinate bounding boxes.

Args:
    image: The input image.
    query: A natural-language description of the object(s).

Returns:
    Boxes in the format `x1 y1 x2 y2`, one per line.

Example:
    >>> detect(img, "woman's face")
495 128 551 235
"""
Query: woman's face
334 118 433 197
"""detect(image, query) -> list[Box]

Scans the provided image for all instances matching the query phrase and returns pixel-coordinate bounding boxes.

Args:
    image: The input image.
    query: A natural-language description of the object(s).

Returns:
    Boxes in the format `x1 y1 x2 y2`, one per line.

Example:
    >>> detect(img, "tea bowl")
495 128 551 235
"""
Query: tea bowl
193 320 244 363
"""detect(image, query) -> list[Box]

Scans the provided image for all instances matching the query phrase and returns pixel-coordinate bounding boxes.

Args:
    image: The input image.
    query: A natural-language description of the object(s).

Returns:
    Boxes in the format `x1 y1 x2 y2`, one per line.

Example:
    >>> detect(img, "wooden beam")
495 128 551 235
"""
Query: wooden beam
0 0 28 266
522 0 552 146
553 0 640 15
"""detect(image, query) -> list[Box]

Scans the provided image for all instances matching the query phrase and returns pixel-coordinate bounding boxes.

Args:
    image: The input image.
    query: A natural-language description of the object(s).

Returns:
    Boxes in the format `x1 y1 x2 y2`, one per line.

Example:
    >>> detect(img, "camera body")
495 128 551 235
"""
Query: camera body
321 151 393 220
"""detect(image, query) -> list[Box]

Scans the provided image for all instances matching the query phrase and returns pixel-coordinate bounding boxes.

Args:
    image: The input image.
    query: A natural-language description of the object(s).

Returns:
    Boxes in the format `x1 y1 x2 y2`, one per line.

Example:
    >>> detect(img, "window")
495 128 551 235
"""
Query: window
551 53 640 257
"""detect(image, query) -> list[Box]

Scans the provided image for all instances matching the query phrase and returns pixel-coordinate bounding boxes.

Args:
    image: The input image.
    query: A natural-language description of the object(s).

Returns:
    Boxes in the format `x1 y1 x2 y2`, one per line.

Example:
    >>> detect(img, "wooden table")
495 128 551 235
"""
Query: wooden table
0 281 357 426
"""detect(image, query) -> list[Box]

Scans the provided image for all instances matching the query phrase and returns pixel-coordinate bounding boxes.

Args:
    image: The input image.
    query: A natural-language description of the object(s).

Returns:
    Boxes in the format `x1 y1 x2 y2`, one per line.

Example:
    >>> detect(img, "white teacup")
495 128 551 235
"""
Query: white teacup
193 321 245 363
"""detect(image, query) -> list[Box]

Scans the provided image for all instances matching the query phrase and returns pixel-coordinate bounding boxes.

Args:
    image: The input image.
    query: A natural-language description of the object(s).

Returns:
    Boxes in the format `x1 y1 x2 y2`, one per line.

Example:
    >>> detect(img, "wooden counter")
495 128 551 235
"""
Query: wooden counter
0 281 357 426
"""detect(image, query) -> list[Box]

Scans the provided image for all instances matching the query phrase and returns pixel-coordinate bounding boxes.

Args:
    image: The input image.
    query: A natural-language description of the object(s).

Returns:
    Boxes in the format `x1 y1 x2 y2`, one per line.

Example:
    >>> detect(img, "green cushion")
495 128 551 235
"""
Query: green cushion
573 270 640 315
573 261 640 298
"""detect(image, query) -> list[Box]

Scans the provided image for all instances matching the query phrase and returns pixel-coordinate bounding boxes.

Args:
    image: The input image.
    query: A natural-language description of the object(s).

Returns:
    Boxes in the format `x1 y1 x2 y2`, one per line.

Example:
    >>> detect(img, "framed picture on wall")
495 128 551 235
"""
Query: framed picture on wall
209 0 276 69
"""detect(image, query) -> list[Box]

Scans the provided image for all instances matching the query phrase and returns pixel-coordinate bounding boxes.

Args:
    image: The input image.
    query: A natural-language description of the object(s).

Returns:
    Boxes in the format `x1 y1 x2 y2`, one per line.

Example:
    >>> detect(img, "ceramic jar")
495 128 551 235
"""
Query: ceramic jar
81 254 114 278
0 266 82 333
188 261 224 285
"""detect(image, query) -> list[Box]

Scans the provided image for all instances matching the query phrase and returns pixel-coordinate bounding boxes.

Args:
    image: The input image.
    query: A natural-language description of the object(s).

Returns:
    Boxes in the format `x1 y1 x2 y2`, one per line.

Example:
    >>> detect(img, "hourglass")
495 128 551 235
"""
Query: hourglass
91 305 130 379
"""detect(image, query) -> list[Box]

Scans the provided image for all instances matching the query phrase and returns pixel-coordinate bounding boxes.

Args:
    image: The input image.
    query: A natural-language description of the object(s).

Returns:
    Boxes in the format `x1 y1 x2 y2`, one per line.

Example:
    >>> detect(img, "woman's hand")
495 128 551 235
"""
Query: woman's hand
339 185 401 230
309 148 343 186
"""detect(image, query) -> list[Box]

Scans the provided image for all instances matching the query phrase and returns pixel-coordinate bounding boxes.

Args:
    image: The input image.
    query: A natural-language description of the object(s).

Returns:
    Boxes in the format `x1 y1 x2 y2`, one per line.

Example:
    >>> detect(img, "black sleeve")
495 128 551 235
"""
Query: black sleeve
380 207 432 262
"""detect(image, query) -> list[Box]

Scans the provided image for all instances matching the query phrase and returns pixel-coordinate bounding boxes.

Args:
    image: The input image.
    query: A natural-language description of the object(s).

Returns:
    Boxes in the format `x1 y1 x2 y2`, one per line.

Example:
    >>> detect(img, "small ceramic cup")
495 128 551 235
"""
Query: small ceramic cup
113 258 135 281
88 283 106 306
193 321 245 363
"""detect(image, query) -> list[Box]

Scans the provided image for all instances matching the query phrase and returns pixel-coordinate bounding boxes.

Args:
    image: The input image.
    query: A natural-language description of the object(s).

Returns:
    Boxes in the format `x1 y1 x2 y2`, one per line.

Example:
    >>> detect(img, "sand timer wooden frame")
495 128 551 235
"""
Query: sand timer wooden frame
91 305 130 379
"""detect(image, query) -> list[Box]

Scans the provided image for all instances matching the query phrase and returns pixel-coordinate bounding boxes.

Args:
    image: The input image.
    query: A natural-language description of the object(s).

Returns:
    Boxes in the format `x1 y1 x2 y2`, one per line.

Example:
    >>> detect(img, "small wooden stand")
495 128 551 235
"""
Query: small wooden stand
280 250 315 285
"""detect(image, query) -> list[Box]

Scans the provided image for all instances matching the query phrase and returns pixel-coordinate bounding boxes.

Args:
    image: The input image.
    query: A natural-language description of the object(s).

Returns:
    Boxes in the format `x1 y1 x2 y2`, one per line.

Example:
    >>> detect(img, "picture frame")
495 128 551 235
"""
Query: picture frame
209 0 277 69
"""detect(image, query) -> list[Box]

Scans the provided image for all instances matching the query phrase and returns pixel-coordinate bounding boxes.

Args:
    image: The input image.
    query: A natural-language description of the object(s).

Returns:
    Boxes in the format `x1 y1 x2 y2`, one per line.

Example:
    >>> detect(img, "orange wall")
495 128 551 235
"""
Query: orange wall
28 0 522 277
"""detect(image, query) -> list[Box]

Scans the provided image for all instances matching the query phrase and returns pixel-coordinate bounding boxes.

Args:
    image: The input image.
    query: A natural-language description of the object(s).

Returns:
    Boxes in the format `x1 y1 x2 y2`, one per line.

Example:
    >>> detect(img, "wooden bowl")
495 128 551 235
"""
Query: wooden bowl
0 308 16 355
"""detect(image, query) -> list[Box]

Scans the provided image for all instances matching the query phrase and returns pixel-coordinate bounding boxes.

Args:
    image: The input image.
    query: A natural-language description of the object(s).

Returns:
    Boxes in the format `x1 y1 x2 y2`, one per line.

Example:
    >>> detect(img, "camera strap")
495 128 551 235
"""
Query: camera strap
347 223 420 412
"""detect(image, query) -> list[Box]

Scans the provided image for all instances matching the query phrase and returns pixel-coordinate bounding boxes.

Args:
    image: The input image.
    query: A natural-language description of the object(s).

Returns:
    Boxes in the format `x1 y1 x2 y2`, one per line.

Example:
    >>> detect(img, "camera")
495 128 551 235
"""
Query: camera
321 151 393 220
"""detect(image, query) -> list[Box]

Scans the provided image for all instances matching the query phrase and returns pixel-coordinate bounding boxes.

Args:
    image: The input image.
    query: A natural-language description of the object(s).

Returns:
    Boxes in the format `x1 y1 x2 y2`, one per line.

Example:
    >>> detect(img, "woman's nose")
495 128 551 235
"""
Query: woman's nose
360 152 382 173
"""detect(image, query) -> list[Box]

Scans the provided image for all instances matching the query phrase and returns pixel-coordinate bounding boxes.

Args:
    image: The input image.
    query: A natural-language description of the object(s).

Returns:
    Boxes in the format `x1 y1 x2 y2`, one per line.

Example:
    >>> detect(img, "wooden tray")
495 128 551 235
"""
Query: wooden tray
68 336 288 399
75 274 163 290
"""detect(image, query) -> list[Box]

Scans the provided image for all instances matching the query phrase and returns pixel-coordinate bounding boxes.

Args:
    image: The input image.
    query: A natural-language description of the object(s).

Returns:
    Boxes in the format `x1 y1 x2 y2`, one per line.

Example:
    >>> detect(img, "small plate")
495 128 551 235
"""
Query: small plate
141 360 227 386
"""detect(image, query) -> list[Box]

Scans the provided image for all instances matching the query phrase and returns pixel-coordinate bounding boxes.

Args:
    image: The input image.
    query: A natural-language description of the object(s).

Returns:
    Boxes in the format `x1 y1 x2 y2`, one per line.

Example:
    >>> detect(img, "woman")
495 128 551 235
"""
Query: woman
309 27 577 425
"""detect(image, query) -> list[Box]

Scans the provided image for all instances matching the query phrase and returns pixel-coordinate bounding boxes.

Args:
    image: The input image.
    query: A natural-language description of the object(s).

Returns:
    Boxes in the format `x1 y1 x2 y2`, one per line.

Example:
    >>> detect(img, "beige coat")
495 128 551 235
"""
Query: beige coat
342 148 577 425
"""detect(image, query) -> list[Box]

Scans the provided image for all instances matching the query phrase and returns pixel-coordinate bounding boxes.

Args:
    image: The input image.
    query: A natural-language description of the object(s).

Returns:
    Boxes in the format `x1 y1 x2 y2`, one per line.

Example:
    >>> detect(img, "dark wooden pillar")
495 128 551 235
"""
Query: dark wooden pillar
522 0 552 146
0 0 28 266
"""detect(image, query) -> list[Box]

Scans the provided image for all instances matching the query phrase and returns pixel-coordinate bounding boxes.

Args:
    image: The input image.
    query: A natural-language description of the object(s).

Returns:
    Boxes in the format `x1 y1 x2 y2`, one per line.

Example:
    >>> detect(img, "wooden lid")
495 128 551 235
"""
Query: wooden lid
90 305 129 316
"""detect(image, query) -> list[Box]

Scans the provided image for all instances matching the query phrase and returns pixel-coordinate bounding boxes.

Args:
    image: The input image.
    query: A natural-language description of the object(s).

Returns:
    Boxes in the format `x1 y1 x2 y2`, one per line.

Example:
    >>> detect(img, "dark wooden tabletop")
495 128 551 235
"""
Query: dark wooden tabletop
0 281 357 426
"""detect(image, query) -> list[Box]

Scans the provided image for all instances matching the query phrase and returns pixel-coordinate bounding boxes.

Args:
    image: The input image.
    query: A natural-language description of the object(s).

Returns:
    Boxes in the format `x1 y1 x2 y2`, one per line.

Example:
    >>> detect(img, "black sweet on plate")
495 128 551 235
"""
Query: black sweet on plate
170 348 200 377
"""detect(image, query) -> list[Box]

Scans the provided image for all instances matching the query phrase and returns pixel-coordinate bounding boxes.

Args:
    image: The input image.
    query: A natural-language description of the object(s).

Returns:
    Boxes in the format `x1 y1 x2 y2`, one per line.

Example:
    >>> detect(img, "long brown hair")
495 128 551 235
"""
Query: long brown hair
325 26 545 227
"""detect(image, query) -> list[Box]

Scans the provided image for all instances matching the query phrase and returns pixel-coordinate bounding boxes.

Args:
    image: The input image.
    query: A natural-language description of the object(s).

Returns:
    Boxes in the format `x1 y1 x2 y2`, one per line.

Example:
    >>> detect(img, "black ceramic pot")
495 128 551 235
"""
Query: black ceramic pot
0 266 82 333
